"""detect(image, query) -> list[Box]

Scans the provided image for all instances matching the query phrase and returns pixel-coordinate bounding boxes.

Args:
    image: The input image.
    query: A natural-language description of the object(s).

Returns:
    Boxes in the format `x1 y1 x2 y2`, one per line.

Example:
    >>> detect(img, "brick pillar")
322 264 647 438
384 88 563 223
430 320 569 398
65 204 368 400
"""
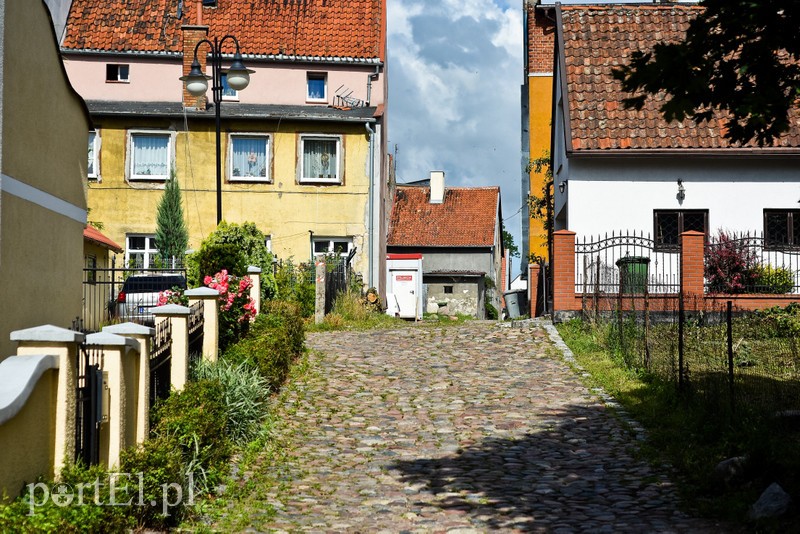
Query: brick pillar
181 25 209 110
528 263 541 317
553 230 577 314
680 230 706 309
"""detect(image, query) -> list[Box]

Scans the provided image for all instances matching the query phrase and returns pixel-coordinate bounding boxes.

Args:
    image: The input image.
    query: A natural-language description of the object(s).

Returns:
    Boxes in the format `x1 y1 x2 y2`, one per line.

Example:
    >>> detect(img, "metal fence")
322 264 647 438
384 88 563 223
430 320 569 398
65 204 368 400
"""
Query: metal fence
705 231 800 294
584 297 800 417
149 319 172 408
188 300 204 372
575 231 681 295
75 343 103 466
82 265 186 332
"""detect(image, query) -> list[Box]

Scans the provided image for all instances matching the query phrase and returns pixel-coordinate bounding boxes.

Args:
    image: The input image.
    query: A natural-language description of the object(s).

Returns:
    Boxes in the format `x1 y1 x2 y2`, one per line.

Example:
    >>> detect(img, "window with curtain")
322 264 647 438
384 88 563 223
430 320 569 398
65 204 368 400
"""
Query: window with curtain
130 133 170 179
88 130 98 179
300 136 340 183
307 73 327 101
230 135 269 180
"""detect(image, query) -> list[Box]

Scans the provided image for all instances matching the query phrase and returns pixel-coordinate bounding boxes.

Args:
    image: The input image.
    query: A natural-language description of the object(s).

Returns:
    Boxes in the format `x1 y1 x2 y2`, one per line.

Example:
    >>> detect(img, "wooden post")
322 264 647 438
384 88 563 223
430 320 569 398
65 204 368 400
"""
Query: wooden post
315 259 326 324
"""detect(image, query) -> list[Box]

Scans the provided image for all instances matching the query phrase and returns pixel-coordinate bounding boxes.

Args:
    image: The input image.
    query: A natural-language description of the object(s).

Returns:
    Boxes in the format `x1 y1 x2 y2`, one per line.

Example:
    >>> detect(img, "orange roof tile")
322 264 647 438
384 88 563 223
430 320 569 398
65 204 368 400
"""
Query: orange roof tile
559 5 800 151
83 225 123 252
63 0 384 62
388 186 500 248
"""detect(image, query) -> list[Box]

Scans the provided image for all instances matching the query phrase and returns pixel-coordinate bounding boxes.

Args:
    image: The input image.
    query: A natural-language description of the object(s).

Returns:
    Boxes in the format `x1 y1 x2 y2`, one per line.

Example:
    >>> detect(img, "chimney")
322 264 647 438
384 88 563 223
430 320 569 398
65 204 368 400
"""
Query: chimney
429 170 445 204
181 24 209 109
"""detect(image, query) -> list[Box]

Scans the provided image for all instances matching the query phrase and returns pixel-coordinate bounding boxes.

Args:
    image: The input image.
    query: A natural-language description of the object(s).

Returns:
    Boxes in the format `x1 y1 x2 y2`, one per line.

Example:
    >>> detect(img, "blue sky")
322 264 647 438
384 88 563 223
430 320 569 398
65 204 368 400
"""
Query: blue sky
387 0 524 269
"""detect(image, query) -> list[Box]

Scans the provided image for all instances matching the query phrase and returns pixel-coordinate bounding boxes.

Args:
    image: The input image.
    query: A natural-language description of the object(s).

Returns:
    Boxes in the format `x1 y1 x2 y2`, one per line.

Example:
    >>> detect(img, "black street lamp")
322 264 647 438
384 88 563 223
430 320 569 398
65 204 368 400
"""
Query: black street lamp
180 36 253 225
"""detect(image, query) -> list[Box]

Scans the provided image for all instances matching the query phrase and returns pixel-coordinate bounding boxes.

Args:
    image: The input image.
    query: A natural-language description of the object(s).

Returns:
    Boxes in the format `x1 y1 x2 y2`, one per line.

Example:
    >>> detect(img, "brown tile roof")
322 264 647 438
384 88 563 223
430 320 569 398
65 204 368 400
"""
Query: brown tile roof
84 225 123 252
62 0 385 61
388 186 500 248
559 5 800 151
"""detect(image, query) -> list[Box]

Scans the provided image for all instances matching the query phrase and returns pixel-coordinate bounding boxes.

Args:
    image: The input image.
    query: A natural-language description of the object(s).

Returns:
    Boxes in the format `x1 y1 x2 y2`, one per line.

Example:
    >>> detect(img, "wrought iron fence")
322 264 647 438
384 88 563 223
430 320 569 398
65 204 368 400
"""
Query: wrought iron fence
575 231 681 295
188 300 204 371
149 319 172 408
705 231 800 294
82 264 186 332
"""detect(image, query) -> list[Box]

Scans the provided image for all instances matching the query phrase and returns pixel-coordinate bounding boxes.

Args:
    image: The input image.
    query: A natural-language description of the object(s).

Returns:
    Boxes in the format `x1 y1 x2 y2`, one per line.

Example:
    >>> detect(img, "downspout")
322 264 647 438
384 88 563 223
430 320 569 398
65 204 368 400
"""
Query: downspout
365 122 376 289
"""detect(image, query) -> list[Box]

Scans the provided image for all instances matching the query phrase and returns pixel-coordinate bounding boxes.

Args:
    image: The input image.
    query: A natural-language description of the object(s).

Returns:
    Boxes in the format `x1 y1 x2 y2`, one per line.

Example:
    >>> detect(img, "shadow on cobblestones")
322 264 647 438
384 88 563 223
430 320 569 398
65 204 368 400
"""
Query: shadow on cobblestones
392 404 717 533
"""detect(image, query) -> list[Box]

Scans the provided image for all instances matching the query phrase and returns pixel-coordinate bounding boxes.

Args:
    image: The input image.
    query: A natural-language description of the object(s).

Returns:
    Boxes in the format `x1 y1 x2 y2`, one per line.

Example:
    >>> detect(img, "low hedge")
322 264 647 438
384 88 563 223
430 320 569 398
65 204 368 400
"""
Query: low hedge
224 300 305 390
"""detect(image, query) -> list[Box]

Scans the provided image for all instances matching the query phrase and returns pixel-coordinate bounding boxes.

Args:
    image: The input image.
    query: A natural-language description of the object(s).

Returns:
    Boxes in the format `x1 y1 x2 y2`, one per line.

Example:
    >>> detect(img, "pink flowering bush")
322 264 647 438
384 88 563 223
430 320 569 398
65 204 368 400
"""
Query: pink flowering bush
204 270 256 350
157 287 189 306
705 231 759 294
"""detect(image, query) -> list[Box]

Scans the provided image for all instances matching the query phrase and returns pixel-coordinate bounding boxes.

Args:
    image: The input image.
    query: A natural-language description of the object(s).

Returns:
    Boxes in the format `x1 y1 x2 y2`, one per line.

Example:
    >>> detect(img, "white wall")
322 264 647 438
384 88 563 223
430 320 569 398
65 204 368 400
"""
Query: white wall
566 157 800 238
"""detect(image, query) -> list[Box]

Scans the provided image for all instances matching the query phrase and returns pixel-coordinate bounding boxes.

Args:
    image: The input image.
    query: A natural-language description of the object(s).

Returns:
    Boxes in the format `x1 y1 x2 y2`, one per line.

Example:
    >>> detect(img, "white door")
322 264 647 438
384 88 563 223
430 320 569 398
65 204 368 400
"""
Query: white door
392 271 418 318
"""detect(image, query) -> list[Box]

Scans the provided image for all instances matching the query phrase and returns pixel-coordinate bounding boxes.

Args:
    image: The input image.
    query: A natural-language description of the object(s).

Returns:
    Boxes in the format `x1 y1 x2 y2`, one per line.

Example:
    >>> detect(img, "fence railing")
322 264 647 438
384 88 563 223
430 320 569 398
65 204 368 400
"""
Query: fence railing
82 266 187 332
705 231 800 294
575 231 681 295
150 320 172 408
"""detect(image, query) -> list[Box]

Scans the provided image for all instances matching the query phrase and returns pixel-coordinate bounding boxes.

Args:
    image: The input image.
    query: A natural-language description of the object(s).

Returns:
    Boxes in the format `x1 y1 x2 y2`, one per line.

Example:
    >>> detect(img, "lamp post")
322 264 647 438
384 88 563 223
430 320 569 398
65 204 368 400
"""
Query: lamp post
180 36 253 225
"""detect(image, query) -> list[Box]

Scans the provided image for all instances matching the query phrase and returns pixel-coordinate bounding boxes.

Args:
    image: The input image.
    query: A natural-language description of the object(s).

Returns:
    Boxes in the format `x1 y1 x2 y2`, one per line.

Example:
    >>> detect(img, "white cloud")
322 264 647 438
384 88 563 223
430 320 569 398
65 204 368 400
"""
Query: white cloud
388 0 525 265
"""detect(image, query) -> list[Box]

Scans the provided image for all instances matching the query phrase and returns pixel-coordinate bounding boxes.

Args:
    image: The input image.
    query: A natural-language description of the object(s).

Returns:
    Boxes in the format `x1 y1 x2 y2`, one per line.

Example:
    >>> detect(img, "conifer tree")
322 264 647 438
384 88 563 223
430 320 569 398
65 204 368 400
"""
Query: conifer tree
155 173 188 265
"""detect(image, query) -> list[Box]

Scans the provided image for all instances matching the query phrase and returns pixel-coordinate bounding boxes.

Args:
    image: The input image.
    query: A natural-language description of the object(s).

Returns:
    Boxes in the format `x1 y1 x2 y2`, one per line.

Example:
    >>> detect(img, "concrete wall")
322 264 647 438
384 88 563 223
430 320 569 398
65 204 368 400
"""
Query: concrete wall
87 117 372 280
565 157 800 238
0 0 90 359
64 57 386 108
0 368 56 500
426 277 483 318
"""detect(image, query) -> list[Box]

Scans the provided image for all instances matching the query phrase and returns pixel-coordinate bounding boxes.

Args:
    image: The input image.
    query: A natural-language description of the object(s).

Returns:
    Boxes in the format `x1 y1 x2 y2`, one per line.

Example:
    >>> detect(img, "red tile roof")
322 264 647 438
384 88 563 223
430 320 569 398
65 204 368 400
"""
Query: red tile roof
388 186 500 248
62 0 385 61
84 225 123 252
559 5 800 151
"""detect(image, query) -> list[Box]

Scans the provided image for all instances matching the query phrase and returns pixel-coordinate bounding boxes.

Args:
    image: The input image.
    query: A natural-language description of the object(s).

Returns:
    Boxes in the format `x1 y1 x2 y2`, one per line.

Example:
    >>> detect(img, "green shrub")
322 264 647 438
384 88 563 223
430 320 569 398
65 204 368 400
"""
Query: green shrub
752 265 795 294
193 243 247 283
485 301 499 320
193 359 271 443
273 259 315 317
119 434 188 529
187 222 277 298
223 301 304 389
151 379 232 488
0 463 134 533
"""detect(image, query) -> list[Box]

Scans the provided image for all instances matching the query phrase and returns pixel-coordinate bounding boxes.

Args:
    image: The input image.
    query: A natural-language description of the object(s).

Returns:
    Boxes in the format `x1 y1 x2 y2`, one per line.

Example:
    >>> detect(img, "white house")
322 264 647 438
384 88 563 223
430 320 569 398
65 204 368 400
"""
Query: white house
552 4 800 246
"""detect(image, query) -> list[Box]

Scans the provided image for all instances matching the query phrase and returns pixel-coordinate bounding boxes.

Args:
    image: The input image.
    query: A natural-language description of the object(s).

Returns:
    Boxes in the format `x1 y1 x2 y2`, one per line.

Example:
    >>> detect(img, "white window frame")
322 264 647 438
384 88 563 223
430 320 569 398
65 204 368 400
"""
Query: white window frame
125 234 159 269
306 72 327 103
299 134 342 184
312 237 353 258
88 129 100 181
106 63 129 83
221 72 239 101
127 130 173 181
228 133 271 182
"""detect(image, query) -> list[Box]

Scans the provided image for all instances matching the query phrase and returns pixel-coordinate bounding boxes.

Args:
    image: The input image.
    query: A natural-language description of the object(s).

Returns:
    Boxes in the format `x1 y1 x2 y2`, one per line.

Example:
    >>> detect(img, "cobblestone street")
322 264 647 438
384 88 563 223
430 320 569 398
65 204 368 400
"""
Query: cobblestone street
236 321 723 533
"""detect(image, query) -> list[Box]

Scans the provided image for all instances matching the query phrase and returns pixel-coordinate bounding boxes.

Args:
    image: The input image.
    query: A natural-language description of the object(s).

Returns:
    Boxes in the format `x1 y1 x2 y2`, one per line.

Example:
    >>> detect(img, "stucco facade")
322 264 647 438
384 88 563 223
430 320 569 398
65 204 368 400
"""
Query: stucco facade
86 116 374 277
62 0 389 294
0 0 90 359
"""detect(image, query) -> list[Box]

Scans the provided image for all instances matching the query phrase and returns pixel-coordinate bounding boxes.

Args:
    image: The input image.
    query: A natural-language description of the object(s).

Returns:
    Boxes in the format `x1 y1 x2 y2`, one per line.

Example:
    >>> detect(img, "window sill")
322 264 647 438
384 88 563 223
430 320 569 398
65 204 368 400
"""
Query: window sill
230 177 271 183
299 178 341 185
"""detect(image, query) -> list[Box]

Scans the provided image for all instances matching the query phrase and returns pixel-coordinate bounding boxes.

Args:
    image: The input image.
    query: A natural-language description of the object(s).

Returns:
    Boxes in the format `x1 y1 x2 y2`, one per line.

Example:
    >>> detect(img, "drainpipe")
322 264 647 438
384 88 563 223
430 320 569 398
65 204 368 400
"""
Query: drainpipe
366 66 380 106
365 122 376 289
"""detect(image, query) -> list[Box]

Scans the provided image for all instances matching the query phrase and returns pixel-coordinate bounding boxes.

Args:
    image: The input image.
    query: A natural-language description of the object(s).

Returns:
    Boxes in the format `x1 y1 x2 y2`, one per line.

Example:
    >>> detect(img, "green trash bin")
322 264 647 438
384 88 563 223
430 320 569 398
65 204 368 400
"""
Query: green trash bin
616 256 650 294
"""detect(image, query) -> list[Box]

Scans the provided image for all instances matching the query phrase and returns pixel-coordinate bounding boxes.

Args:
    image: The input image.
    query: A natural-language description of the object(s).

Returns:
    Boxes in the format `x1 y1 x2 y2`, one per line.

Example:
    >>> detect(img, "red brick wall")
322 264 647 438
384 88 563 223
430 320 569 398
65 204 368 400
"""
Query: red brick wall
551 229 800 315
529 263 541 317
182 25 209 110
552 230 576 312
527 4 555 75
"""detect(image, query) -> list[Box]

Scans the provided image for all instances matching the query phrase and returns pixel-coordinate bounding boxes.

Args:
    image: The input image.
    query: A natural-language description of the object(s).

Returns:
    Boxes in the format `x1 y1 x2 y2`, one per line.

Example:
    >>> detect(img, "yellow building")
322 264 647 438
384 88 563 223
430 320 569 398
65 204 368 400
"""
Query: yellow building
61 0 389 293
0 0 91 359
521 1 555 265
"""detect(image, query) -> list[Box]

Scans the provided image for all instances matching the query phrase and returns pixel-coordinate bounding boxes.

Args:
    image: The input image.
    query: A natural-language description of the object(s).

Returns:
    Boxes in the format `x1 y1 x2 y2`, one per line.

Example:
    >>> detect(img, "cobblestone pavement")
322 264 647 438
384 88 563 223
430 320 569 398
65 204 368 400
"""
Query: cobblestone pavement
243 321 725 533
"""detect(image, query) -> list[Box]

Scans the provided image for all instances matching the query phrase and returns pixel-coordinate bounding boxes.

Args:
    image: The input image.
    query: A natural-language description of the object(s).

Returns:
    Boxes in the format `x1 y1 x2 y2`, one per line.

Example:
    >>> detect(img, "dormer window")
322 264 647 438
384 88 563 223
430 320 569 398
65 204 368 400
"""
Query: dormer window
106 64 129 83
202 0 217 6
307 72 327 103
